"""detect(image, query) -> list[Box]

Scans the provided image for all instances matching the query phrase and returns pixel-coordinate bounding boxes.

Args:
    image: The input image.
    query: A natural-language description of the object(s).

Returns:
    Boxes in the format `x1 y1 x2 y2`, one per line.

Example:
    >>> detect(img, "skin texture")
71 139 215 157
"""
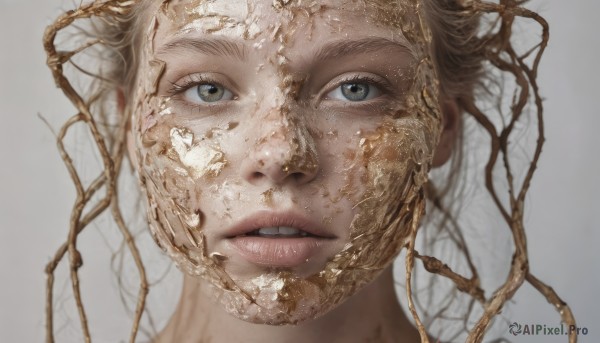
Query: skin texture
125 0 456 341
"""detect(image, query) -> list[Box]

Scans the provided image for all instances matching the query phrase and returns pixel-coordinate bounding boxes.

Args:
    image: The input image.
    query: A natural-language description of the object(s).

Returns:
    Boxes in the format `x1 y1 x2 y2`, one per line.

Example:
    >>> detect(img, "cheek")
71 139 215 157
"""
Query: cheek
360 120 431 194
135 109 235 253
138 124 204 249
338 117 432 262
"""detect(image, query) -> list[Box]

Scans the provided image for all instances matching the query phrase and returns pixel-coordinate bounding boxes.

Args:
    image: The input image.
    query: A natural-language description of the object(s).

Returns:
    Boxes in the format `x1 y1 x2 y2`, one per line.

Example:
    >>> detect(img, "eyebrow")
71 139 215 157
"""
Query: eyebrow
314 38 414 61
156 37 412 63
157 37 248 60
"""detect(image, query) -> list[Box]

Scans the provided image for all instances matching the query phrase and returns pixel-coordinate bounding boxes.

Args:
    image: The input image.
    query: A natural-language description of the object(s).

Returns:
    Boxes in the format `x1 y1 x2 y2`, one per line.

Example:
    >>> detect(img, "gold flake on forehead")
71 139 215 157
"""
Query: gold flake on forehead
161 0 261 38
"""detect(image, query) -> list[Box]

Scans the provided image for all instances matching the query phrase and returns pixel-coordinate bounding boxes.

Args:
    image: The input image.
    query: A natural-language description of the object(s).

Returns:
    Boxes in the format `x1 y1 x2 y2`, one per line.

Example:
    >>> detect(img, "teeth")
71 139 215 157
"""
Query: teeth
255 226 307 237
257 227 280 235
278 226 300 235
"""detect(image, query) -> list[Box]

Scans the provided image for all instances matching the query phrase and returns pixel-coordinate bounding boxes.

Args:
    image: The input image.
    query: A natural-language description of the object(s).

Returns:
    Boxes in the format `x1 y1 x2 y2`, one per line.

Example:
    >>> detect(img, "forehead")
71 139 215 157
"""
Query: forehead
149 0 420 48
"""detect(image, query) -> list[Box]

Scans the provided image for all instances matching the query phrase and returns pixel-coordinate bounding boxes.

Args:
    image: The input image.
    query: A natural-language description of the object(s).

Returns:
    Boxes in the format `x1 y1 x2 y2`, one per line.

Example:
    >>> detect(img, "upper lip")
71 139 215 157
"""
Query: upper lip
223 209 336 239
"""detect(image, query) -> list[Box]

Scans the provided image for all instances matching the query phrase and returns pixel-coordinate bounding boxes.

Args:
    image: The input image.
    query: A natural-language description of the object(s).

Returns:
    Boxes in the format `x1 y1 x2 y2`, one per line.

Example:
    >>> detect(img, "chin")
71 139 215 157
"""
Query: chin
214 272 334 325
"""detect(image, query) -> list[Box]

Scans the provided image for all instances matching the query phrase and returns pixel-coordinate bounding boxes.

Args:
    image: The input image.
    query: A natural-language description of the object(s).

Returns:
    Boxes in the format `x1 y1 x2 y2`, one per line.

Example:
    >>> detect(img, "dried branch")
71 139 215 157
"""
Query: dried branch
43 1 142 342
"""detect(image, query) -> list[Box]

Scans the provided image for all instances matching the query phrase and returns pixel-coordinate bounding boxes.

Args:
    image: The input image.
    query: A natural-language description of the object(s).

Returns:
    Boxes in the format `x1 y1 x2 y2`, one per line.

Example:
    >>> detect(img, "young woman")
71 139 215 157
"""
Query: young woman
43 0 576 342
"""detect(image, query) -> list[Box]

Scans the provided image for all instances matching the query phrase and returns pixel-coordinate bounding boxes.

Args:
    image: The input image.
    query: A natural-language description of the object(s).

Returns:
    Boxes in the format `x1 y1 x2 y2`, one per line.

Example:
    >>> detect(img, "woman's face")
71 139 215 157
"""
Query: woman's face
130 0 442 324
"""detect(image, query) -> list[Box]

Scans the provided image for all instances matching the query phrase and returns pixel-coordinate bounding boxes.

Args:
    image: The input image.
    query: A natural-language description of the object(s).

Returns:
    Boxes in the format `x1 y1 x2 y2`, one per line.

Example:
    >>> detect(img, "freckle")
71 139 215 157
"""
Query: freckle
227 122 239 130
343 149 356 161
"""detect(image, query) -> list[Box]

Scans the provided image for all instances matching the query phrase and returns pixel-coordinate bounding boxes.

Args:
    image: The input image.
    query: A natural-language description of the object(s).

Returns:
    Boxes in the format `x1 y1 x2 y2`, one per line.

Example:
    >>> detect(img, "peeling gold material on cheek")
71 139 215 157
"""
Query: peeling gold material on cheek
169 127 228 179
133 15 243 302
183 210 202 228
138 122 257 303
272 0 292 11
146 60 165 96
209 252 228 264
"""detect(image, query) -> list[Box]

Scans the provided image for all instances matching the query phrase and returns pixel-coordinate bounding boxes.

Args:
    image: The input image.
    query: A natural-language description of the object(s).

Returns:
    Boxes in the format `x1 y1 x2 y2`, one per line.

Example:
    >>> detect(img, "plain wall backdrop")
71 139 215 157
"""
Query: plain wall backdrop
1 0 598 342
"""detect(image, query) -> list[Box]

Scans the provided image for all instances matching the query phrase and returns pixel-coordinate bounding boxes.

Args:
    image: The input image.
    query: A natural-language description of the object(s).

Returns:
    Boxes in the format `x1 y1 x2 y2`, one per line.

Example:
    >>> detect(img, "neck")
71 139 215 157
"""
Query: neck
156 266 420 343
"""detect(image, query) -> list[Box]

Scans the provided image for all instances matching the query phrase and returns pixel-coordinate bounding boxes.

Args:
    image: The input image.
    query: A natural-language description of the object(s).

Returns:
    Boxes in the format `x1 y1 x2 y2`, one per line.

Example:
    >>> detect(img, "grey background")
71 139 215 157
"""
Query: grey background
0 1 597 342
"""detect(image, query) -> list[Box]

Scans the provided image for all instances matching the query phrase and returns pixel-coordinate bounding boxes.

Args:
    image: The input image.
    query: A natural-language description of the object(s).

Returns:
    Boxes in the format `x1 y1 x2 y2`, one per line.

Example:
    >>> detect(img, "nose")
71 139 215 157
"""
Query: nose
241 123 319 186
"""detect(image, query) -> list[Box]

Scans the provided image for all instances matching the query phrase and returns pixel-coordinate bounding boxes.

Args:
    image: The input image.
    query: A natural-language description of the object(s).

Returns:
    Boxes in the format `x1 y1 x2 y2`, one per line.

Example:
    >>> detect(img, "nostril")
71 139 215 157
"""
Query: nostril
251 172 264 180
242 152 319 186
291 172 305 182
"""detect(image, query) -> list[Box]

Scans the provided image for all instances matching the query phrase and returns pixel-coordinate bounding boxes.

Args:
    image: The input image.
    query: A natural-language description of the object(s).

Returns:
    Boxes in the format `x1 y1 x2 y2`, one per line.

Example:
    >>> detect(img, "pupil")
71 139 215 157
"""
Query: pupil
198 84 224 102
341 83 369 101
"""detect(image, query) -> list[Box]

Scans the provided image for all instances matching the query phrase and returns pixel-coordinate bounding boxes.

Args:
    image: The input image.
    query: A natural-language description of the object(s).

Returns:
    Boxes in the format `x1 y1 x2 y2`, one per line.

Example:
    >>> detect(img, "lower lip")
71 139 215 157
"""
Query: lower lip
228 236 328 267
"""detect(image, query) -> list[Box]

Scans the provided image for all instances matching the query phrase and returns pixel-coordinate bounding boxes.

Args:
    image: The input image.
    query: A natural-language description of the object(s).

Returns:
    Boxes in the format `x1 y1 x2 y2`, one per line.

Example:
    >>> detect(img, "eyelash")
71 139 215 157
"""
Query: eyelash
339 75 385 89
326 75 393 99
165 74 394 103
167 74 221 96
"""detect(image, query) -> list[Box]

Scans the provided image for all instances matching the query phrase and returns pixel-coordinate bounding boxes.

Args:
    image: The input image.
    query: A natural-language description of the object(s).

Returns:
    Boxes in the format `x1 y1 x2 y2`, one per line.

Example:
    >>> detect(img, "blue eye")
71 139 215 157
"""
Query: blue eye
184 83 233 103
327 82 381 102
